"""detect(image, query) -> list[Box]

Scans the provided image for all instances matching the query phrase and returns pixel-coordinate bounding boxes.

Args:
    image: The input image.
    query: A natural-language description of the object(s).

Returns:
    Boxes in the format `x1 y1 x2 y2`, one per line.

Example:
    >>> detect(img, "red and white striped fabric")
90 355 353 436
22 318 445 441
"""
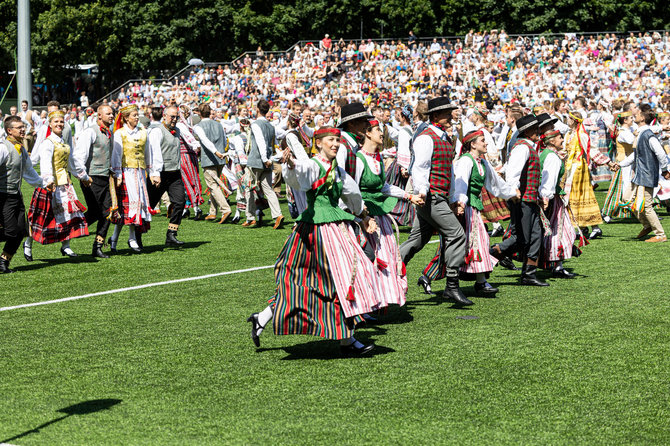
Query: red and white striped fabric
366 214 408 306
320 221 385 318
462 206 497 274
544 198 576 262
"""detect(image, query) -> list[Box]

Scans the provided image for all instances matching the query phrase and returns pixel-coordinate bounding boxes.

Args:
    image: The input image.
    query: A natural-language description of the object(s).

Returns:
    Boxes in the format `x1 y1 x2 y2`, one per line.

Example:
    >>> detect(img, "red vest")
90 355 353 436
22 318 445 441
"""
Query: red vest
514 139 541 202
423 127 455 196
340 134 358 177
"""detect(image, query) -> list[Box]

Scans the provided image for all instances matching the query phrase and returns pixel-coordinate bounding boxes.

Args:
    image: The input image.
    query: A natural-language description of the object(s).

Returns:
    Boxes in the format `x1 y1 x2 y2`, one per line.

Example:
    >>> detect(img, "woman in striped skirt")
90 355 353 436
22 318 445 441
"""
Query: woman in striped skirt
177 106 204 220
421 130 518 296
539 130 578 278
355 119 423 307
246 127 383 356
386 105 416 226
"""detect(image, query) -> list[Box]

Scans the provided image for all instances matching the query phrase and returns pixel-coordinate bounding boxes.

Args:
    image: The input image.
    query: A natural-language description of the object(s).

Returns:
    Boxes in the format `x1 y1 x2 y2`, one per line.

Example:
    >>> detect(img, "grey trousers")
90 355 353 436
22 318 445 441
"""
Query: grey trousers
399 193 466 273
501 200 542 261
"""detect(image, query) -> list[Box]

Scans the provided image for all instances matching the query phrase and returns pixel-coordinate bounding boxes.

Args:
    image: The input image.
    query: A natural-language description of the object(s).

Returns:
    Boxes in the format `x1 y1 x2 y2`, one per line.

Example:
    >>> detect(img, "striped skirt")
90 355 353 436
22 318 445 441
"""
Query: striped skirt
28 186 89 245
423 235 447 281
364 214 408 306
543 197 576 263
601 169 632 219
234 165 247 211
180 148 204 208
271 222 381 339
112 168 151 233
462 206 496 274
480 187 510 223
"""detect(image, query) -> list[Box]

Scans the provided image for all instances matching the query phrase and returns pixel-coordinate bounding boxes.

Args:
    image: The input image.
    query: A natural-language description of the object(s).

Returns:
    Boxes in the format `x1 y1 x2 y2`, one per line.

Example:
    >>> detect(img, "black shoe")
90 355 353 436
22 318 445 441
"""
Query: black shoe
231 214 241 224
340 343 375 356
92 242 110 259
0 257 16 273
127 240 142 253
193 208 204 221
108 237 118 254
552 268 576 279
498 256 519 271
443 275 474 306
182 208 191 219
490 226 505 237
247 313 261 347
166 230 185 247
60 247 78 257
588 228 603 239
474 281 499 295
136 232 143 249
521 266 550 286
417 275 434 295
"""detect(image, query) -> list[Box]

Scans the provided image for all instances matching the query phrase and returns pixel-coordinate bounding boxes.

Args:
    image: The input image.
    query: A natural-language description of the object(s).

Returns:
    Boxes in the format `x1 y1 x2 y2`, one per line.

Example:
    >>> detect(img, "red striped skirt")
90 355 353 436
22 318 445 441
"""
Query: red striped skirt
543 197 577 263
480 187 510 223
180 148 204 207
28 187 88 245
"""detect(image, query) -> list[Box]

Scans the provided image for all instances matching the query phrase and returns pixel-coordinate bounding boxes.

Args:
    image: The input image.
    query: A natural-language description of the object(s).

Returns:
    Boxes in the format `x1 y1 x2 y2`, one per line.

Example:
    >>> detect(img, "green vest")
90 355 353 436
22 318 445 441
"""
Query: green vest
539 148 565 196
87 126 113 177
156 123 181 172
196 119 227 168
0 141 26 194
356 151 398 216
463 153 485 211
296 159 356 224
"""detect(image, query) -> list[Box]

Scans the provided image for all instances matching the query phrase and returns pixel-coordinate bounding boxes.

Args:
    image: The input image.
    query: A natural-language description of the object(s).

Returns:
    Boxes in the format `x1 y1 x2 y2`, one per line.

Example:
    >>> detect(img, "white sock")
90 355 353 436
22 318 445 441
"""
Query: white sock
493 222 502 230
61 240 74 254
24 237 33 249
555 261 564 271
234 209 240 219
128 225 137 242
475 273 486 283
256 305 274 336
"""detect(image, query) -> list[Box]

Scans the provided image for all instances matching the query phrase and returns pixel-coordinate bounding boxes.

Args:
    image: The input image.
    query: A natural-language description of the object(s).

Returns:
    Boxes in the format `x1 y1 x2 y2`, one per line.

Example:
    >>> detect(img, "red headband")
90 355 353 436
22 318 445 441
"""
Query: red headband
462 130 484 145
368 119 380 128
540 129 560 141
314 127 341 139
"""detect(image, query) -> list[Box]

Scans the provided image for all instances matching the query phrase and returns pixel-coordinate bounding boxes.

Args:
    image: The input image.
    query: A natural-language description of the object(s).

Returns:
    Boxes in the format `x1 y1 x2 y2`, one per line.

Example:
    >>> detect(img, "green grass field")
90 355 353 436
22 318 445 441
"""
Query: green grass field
1 182 669 445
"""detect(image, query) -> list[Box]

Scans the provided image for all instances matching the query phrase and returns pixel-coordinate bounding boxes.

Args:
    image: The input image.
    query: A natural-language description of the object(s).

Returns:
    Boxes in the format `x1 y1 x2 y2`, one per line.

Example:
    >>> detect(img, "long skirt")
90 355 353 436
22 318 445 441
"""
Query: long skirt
386 161 415 226
480 187 510 223
180 148 204 208
565 159 603 227
271 221 383 339
543 197 576 263
234 165 247 212
590 129 612 183
363 214 407 306
112 168 151 233
601 169 632 219
28 185 88 244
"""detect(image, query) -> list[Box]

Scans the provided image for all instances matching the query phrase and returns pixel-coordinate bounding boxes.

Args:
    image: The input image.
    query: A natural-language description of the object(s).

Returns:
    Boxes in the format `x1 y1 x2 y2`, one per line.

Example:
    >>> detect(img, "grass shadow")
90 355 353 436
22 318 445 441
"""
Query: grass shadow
256 340 395 360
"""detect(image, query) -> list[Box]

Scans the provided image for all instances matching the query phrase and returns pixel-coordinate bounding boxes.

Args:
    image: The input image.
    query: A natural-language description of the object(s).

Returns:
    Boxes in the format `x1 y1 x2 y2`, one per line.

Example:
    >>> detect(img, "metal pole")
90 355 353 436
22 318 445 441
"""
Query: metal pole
360 18 363 42
17 0 32 108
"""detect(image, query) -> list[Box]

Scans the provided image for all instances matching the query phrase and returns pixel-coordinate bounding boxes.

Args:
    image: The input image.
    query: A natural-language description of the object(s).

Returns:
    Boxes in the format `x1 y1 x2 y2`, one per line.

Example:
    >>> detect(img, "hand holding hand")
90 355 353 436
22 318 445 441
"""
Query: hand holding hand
150 176 161 187
456 202 465 216
362 216 378 234
44 181 55 192
542 197 549 211
416 193 427 207
115 177 122 188
264 160 273 168
215 151 225 159
409 194 424 206
81 177 92 187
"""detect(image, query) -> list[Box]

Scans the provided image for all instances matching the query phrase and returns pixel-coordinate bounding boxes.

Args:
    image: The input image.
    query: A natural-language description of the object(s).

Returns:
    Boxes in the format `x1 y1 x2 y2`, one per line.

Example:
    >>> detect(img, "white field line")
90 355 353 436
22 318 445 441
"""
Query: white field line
1 239 441 313
0 265 274 312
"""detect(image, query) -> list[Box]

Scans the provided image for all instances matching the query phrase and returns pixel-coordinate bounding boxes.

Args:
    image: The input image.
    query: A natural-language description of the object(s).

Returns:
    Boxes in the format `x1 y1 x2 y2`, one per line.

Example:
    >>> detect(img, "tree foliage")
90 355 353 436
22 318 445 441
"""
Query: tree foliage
0 0 668 85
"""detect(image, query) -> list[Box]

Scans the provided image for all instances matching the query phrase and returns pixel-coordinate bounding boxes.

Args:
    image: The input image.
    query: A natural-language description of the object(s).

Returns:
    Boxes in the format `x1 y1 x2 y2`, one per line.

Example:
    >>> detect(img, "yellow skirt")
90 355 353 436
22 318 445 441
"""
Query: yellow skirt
568 159 603 227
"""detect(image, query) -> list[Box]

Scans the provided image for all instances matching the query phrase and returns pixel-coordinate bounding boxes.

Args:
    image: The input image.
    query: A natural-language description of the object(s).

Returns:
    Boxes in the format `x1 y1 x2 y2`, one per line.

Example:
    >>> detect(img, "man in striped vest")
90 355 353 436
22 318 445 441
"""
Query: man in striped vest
399 97 471 306
337 102 372 177
492 114 548 286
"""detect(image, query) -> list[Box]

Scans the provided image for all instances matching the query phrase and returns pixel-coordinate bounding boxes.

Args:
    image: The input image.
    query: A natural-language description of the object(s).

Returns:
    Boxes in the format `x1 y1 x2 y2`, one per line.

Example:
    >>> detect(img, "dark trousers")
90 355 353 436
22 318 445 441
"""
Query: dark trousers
501 200 542 261
81 176 111 239
0 192 27 255
399 193 466 273
148 170 185 226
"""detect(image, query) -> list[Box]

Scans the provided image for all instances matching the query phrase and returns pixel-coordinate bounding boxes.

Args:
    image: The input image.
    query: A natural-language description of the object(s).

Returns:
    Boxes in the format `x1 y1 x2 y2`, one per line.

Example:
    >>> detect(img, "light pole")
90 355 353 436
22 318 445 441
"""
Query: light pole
17 0 32 108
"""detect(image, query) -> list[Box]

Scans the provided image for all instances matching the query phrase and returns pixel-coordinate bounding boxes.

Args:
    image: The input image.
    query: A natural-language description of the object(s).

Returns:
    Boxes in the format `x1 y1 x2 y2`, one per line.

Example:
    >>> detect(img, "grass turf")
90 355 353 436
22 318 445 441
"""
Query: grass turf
1 183 669 445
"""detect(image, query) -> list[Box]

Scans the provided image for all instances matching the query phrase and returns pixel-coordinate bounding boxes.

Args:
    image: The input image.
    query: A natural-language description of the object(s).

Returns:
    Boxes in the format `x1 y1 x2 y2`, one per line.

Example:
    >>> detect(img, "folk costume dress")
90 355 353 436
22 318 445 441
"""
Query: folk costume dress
272 155 384 339
354 149 408 306
176 119 204 210
111 124 152 233
563 122 610 227
424 153 515 279
539 145 578 266
387 125 416 226
601 124 635 219
281 129 311 216
29 134 89 244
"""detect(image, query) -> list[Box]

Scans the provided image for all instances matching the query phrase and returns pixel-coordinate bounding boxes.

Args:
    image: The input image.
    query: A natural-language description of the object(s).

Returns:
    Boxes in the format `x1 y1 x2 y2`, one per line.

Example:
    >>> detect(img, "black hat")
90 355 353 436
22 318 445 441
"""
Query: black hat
427 97 458 114
516 114 539 134
338 102 373 127
536 113 557 129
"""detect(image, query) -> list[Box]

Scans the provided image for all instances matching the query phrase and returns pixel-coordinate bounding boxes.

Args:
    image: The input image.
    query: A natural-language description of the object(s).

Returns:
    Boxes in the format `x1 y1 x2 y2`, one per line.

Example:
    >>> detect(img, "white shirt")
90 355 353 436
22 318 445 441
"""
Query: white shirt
0 141 43 188
539 149 563 199
450 155 517 204
411 124 446 196
396 126 413 169
39 134 89 183
285 132 309 162
505 138 534 189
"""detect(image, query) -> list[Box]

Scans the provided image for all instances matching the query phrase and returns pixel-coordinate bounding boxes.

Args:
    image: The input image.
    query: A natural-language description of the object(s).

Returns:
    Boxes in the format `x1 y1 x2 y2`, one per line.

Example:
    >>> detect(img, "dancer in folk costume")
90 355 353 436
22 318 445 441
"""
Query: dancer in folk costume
280 112 310 216
109 104 152 254
354 119 422 306
337 102 372 177
601 110 635 221
387 105 417 226
423 130 518 296
72 104 116 258
538 129 579 279
563 111 617 239
618 104 670 243
26 110 90 258
0 116 44 273
177 105 204 220
228 118 251 224
246 127 384 356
